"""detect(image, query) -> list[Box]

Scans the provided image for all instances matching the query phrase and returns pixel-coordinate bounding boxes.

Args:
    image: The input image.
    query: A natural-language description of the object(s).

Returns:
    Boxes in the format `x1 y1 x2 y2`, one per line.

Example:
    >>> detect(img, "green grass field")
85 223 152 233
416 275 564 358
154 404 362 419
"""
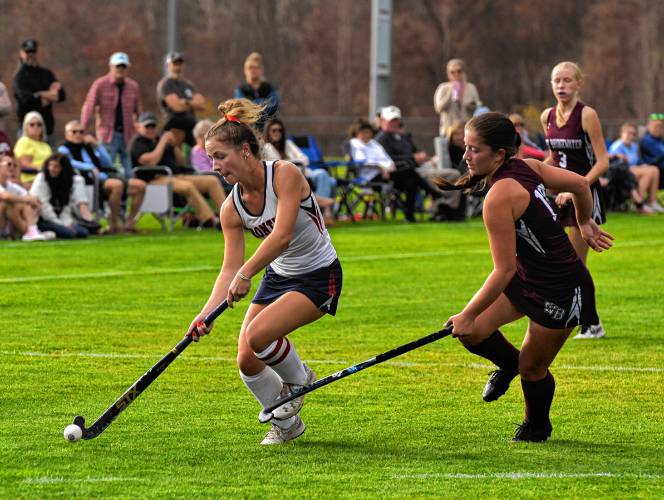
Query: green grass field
2 213 663 498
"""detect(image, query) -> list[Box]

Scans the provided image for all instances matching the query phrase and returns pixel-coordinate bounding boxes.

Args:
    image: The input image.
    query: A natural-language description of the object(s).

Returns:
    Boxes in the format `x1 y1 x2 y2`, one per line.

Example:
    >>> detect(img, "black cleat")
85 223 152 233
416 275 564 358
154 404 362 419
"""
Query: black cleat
512 420 553 442
482 369 517 402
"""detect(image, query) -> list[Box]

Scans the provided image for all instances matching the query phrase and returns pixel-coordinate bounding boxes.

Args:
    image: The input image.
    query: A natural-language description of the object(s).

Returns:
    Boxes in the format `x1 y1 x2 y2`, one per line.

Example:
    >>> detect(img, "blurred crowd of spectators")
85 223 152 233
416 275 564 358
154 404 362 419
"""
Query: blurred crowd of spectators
1 40 662 242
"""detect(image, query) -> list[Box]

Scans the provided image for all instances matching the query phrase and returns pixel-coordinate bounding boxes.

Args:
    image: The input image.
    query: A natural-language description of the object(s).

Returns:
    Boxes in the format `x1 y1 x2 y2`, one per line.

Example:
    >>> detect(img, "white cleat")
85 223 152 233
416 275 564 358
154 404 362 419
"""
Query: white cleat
271 364 316 420
573 323 606 339
590 322 606 338
260 415 306 445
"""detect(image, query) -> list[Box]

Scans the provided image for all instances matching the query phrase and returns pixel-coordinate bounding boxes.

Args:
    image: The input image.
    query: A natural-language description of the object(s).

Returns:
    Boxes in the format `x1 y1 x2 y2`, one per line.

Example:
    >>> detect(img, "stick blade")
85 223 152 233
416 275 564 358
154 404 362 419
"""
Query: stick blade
73 415 86 428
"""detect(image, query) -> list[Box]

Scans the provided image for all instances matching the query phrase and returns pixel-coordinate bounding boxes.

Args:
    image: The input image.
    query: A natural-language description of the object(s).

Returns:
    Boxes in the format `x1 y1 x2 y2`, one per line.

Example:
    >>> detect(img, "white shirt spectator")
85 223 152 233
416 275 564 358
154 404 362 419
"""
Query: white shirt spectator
29 172 88 227
349 137 394 180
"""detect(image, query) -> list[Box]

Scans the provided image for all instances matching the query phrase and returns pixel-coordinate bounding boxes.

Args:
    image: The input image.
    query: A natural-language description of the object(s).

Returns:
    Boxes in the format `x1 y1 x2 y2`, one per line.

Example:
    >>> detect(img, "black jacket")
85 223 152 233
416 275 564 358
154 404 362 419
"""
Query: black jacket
13 62 66 136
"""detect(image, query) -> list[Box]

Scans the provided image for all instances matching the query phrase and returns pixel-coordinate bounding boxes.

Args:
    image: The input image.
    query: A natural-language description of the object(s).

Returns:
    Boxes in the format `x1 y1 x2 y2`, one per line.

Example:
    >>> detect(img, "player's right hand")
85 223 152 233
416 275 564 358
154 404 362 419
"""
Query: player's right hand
186 313 213 342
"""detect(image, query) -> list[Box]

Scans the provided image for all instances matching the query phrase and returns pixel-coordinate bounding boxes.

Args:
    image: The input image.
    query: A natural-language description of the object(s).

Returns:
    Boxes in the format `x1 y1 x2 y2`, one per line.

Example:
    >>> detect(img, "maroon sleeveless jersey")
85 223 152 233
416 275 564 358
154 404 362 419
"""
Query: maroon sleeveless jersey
490 159 598 328
545 101 605 225
545 101 594 175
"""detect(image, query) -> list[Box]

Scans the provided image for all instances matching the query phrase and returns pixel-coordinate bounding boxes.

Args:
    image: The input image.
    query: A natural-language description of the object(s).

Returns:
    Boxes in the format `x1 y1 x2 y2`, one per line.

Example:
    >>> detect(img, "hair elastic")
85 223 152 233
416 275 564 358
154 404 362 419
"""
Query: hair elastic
225 114 241 124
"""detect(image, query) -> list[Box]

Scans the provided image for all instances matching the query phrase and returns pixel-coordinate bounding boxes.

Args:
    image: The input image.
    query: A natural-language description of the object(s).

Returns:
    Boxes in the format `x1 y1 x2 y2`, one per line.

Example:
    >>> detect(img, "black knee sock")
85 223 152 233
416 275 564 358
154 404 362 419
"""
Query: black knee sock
521 371 555 426
464 330 519 374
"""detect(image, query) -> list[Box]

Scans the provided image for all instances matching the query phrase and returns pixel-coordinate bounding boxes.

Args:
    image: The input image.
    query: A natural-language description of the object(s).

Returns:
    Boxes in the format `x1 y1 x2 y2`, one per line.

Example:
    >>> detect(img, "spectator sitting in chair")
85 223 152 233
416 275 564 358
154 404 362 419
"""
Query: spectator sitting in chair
191 119 215 172
59 120 146 233
0 154 55 241
13 111 52 187
156 51 206 148
29 153 100 239
128 112 225 228
639 113 664 188
348 118 395 181
609 122 663 214
375 106 446 222
262 118 335 225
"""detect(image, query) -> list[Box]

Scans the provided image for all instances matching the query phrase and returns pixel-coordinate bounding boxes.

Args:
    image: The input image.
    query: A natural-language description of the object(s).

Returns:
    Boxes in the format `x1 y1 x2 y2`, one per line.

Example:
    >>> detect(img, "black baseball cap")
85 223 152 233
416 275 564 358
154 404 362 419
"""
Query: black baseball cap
165 51 184 64
138 112 158 126
21 39 38 52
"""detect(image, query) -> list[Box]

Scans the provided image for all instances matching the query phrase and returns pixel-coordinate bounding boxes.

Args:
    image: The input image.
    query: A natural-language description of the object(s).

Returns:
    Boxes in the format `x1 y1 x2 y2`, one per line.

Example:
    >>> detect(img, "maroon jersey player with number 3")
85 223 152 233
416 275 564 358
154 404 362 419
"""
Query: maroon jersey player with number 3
541 61 609 339
436 113 612 442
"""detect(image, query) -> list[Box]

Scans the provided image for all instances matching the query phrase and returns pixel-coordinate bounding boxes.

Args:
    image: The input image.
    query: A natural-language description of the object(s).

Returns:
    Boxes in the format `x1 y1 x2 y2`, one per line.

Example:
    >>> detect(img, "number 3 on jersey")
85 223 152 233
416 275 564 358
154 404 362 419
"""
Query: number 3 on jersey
558 152 568 169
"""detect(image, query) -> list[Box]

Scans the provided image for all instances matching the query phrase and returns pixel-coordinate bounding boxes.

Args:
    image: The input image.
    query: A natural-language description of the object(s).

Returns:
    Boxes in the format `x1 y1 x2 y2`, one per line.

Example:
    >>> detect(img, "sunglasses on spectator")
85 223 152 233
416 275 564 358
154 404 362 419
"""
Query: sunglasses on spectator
115 64 128 69
144 124 157 129
24 49 37 54
270 128 283 133
69 129 85 134
28 122 42 127
649 113 664 120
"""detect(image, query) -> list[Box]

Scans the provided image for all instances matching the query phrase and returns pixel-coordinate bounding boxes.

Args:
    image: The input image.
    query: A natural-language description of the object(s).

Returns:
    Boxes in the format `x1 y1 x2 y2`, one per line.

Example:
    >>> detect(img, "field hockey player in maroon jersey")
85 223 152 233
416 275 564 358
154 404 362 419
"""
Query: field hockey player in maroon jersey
437 113 612 442
541 61 610 339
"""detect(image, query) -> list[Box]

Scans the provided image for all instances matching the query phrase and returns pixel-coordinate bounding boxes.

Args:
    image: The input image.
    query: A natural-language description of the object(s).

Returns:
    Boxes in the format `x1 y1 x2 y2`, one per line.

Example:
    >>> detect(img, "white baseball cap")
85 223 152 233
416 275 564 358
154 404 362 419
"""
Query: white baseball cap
381 105 402 121
109 52 130 66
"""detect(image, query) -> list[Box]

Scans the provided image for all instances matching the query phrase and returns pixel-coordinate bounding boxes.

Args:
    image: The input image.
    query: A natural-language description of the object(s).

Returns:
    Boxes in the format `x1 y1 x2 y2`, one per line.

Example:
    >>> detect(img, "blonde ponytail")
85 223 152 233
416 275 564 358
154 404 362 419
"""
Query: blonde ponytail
206 99 266 155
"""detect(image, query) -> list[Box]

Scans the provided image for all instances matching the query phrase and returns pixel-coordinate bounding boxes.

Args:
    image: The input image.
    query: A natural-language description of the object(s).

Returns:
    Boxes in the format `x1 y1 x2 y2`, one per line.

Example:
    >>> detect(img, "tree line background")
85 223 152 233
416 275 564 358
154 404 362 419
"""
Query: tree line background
1 0 662 152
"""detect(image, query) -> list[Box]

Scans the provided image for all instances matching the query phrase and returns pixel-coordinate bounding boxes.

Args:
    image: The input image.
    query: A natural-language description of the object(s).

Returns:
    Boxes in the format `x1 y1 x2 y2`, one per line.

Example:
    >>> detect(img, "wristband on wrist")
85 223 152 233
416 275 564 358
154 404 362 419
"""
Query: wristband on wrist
237 272 251 282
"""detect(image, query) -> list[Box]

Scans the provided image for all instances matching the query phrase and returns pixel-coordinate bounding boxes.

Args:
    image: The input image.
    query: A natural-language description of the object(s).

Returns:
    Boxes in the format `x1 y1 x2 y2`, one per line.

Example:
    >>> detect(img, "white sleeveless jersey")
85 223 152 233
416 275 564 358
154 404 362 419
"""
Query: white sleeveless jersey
231 161 337 276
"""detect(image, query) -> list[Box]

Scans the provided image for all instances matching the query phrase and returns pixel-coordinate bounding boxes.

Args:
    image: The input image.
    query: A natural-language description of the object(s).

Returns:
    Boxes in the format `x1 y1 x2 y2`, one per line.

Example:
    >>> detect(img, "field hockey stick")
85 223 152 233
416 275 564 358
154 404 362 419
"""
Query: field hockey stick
258 324 454 423
70 300 229 440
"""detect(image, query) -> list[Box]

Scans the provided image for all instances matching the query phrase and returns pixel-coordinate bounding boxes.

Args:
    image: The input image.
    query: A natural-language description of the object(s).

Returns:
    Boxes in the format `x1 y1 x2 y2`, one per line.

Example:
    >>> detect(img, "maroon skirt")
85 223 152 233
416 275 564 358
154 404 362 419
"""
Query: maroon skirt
503 264 599 330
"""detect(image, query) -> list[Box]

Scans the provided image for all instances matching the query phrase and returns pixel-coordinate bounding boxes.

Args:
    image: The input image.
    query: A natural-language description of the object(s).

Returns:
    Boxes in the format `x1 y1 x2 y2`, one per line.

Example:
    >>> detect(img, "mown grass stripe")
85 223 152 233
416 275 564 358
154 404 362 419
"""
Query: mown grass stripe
1 238 658 284
3 350 661 373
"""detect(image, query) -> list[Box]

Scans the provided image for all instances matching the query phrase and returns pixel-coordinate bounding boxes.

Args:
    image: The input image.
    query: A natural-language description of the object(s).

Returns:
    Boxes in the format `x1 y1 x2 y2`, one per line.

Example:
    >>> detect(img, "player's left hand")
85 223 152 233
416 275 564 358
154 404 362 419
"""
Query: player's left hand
446 312 475 339
555 192 573 207
579 218 614 252
227 273 251 308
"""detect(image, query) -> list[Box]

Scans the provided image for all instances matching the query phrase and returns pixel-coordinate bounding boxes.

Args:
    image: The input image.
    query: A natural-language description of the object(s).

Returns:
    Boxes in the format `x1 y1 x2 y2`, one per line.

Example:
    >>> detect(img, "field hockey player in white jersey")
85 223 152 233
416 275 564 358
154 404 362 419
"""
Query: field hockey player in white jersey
187 99 343 445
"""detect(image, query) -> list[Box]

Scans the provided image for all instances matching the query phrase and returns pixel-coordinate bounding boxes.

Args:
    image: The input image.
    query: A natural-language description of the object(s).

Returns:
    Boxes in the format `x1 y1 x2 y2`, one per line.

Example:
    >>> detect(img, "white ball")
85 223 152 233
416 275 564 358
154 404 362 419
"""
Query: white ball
63 424 83 442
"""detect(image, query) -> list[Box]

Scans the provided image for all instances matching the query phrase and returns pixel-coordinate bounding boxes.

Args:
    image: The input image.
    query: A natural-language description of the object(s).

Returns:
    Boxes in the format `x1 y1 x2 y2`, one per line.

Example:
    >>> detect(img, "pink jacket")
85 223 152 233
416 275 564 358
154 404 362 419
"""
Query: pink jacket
81 74 142 146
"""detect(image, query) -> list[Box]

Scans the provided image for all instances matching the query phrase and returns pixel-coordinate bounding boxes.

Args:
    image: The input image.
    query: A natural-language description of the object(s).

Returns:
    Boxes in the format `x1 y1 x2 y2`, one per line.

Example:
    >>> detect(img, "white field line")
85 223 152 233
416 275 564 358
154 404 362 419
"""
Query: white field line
0 238 658 284
23 476 144 484
393 472 662 480
3 350 662 373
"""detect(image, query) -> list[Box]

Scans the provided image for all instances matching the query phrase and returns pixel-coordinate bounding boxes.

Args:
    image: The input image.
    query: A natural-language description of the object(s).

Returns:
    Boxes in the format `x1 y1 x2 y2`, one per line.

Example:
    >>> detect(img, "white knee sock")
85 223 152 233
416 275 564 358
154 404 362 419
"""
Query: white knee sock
239 367 295 429
254 337 307 385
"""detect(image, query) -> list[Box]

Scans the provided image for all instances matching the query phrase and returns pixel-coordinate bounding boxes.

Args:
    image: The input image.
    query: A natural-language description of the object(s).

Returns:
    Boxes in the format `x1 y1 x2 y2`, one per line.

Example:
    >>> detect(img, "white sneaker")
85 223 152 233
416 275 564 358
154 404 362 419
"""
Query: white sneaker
22 231 48 241
638 204 656 215
590 322 606 338
260 415 306 445
648 201 664 213
271 364 316 420
40 230 56 240
573 325 595 339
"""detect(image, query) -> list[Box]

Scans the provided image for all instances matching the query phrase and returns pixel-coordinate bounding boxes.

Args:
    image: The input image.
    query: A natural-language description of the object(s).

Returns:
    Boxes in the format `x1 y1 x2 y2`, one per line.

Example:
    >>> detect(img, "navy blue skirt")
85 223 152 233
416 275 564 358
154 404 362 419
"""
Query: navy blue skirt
252 259 343 316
